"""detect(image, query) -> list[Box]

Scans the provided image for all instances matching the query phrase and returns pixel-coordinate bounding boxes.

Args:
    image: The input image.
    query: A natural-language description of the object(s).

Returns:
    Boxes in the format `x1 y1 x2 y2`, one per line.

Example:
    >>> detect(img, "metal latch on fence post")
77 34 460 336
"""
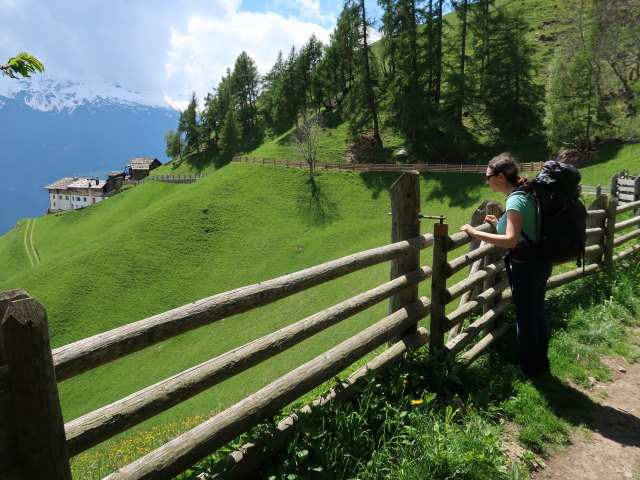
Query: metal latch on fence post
418 213 447 224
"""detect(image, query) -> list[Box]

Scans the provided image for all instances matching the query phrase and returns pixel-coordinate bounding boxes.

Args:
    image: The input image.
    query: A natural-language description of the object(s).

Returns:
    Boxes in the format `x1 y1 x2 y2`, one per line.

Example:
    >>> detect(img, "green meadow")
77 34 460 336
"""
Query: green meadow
0 162 504 423
1 144 638 477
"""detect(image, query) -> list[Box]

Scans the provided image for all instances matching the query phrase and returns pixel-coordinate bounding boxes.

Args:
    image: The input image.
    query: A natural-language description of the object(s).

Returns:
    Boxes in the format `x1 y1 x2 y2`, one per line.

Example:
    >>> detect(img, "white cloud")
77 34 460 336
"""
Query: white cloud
165 6 334 99
1 0 348 109
163 94 189 112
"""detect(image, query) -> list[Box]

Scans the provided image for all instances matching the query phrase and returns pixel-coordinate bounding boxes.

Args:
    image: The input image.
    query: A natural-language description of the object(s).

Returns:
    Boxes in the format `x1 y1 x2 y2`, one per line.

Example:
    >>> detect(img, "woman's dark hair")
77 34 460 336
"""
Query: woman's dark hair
488 152 530 188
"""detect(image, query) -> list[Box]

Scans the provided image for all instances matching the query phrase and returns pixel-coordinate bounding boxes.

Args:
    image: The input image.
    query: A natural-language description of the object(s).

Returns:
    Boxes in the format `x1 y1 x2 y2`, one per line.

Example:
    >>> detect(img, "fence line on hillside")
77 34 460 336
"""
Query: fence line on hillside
1 172 639 479
124 172 211 186
232 156 544 173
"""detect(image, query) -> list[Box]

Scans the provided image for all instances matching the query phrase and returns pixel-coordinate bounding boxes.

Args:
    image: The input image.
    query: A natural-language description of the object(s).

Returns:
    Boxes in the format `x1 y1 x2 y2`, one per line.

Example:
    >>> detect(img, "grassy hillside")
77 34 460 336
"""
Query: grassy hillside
1 146 636 476
0 162 507 427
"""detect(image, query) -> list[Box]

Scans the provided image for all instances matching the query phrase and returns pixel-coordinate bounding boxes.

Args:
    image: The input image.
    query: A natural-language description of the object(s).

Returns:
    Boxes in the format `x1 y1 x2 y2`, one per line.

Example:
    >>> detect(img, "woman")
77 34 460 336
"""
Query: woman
459 153 552 378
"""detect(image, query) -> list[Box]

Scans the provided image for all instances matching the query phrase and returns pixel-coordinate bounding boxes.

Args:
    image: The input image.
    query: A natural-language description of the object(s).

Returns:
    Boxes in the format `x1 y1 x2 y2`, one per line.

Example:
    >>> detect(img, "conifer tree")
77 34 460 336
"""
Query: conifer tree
379 0 424 146
343 0 382 147
230 52 260 131
164 129 184 160
297 35 325 111
260 51 286 129
544 47 597 151
178 92 200 154
220 107 241 160
202 71 233 148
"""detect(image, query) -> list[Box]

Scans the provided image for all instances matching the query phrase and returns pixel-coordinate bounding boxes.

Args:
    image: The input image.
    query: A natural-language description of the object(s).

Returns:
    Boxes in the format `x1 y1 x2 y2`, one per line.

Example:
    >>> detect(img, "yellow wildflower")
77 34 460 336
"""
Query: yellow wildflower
410 399 424 405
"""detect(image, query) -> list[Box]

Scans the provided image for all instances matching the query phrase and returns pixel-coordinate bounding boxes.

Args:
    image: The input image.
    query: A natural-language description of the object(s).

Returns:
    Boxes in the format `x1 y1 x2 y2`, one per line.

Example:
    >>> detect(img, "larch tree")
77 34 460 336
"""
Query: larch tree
178 92 200 154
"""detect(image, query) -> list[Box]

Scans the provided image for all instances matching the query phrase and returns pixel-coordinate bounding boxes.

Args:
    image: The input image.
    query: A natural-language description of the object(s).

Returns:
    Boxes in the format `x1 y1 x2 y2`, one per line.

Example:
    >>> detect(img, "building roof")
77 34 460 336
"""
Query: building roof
126 157 161 170
68 177 106 189
44 177 78 190
106 171 125 177
44 176 106 190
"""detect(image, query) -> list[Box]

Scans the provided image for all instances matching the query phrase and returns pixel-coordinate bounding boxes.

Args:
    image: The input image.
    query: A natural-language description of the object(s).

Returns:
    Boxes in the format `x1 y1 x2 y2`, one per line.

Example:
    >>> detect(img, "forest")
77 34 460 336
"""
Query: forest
164 0 640 163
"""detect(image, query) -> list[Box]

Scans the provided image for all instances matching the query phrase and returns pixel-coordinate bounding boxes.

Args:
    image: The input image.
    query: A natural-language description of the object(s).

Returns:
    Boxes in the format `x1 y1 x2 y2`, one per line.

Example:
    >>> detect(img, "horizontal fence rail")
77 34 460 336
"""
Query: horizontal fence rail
49 234 434 383
232 156 544 173
1 170 639 480
64 265 433 456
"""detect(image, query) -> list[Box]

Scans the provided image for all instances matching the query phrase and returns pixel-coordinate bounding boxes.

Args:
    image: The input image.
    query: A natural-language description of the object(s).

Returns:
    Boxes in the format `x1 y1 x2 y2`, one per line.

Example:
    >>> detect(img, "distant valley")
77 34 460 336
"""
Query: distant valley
0 77 180 234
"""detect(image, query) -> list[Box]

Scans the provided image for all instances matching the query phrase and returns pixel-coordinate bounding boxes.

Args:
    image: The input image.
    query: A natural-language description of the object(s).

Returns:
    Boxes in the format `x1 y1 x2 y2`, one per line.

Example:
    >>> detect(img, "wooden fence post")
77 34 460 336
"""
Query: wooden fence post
586 194 608 265
0 292 72 479
449 200 502 341
634 177 640 227
604 195 618 270
430 220 449 353
610 172 619 198
388 171 421 332
481 202 504 315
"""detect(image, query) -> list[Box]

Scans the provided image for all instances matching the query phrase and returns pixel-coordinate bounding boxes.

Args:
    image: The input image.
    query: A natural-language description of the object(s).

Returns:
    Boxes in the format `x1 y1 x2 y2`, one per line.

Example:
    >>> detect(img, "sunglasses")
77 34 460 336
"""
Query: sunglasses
485 170 502 181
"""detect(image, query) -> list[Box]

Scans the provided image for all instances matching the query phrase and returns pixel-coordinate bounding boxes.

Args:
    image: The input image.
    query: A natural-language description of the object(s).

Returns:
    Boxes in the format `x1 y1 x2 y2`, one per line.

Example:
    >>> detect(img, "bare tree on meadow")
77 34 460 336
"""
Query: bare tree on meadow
292 111 324 184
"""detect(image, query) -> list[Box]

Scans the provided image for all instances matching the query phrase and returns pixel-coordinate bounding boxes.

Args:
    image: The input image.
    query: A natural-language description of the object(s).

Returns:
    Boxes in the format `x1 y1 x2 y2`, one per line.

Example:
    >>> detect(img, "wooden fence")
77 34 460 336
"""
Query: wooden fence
125 173 211 186
1 171 639 479
232 156 544 173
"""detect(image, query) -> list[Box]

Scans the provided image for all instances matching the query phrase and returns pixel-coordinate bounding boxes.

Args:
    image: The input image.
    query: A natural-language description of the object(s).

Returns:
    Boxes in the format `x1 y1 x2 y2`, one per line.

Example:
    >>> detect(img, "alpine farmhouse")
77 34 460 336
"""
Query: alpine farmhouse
44 157 161 213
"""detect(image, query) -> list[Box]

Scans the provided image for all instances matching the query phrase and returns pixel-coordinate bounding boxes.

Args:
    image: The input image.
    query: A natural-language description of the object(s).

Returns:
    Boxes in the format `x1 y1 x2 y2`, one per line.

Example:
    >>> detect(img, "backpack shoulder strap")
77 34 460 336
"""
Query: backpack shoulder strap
507 188 538 245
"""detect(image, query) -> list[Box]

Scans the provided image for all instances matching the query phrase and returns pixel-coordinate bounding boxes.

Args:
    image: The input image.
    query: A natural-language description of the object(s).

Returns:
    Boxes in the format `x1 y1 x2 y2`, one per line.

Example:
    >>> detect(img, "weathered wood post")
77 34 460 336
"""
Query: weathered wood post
604 195 618 271
610 172 619 198
430 219 449 353
586 194 608 265
0 291 72 480
388 171 421 336
481 201 504 316
634 176 640 229
449 200 502 339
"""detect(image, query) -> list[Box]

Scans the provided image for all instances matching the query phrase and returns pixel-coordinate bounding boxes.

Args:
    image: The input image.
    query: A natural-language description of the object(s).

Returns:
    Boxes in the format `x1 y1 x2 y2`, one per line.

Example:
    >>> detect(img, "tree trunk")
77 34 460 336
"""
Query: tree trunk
457 0 468 126
360 0 383 147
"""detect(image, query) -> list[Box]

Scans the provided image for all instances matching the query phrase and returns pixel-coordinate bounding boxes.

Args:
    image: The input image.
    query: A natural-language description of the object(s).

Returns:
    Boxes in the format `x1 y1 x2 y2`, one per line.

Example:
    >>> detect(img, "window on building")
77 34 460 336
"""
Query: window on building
77 197 81 201
53 202 56 207
65 196 69 200
83 197 87 202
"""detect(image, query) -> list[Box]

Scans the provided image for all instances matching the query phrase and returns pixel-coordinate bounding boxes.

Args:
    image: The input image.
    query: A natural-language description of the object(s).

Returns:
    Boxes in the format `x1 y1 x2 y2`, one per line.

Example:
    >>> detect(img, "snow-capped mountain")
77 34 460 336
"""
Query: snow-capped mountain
0 77 181 236
0 75 184 112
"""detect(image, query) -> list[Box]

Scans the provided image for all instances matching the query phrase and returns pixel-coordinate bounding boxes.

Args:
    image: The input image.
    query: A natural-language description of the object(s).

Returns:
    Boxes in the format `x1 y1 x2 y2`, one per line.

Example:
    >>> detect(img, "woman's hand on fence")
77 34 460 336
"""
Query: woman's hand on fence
459 224 478 237
484 215 498 229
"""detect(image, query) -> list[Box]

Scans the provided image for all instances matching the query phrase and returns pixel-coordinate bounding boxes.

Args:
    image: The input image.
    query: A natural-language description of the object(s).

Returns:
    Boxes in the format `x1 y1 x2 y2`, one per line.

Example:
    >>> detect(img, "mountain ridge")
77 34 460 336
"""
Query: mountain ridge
0 78 180 234
0 75 185 112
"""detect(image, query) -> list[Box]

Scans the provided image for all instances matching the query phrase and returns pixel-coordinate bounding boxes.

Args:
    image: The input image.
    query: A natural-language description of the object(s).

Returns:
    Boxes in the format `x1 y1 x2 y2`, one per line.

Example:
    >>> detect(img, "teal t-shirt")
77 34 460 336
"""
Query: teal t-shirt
497 192 538 244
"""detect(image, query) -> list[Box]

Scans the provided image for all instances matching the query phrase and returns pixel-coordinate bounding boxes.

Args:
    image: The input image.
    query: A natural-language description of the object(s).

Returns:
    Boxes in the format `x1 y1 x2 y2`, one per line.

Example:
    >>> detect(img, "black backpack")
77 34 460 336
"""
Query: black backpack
516 161 587 265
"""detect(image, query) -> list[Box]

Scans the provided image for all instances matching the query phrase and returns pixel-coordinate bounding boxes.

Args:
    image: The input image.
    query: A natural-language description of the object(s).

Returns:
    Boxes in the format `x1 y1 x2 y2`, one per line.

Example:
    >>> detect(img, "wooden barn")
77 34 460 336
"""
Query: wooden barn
125 157 162 180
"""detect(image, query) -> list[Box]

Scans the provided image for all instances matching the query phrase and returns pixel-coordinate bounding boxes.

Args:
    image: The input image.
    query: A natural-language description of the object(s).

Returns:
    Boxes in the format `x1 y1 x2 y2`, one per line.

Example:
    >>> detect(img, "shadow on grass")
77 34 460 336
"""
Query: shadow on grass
296 178 339 227
358 171 399 199
424 173 485 209
358 171 486 209
584 141 626 168
166 150 232 173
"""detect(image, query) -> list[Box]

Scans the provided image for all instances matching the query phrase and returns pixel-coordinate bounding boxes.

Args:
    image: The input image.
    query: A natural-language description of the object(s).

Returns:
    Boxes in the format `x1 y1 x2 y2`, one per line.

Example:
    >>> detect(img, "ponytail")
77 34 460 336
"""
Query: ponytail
488 152 522 188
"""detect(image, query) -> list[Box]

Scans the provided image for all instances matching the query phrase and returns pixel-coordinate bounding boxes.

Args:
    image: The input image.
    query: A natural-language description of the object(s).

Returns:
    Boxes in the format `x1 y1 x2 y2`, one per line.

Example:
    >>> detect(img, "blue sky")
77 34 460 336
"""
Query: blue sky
1 0 384 107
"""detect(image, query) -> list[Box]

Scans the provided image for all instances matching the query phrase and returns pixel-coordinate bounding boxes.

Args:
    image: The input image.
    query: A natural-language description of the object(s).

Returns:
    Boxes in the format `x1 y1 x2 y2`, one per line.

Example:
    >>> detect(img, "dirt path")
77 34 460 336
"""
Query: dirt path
21 218 40 267
529 356 640 480
22 218 34 267
29 218 40 264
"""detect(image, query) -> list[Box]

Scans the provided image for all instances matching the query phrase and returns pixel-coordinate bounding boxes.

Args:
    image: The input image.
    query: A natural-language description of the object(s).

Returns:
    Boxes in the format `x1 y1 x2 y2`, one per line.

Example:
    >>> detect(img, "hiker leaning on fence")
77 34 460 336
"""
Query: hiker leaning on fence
459 153 552 379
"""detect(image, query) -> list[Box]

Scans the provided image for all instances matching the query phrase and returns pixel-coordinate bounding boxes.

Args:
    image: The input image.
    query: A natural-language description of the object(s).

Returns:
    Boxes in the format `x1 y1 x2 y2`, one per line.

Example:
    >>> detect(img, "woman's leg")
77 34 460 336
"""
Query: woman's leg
510 261 542 376
532 261 553 374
